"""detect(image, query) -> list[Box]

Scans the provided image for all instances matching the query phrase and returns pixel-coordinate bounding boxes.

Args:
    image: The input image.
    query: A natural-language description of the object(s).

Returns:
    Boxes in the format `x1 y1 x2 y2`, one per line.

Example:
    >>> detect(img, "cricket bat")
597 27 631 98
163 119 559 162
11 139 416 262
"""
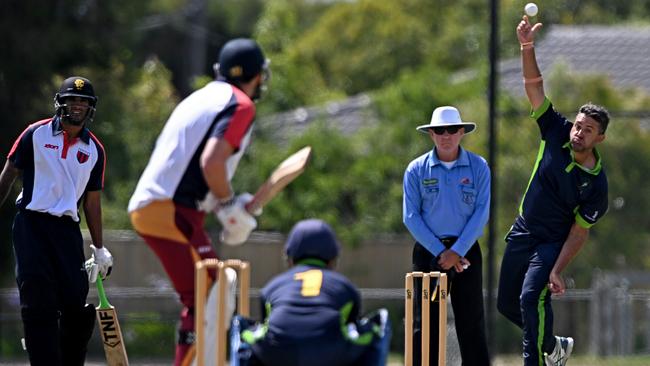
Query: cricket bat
245 146 312 213
96 276 129 366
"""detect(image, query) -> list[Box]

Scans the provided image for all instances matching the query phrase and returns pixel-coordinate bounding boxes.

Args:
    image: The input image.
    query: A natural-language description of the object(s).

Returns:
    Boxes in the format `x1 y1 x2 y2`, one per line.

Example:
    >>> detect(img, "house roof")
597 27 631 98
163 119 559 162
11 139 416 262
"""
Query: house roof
500 25 650 95
257 94 378 140
259 25 650 137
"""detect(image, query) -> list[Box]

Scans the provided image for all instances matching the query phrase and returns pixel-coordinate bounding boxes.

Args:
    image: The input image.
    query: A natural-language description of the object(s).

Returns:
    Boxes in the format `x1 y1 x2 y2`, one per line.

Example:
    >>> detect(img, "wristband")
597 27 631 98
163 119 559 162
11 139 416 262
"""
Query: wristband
520 41 534 50
218 195 236 208
523 75 543 84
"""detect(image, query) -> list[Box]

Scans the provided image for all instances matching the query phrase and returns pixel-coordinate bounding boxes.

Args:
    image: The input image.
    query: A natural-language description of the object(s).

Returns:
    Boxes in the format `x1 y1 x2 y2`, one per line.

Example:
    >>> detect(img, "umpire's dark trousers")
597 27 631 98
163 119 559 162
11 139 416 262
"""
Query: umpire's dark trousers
412 241 490 366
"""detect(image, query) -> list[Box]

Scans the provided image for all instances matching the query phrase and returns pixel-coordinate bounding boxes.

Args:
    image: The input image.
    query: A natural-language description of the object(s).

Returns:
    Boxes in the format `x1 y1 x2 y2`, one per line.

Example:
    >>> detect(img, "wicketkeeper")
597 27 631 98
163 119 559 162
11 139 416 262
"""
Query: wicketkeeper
234 219 391 366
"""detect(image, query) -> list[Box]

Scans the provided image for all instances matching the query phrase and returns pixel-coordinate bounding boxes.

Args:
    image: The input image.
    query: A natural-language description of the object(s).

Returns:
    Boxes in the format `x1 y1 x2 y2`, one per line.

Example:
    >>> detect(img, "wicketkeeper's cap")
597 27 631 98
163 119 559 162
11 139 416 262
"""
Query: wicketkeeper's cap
284 219 340 262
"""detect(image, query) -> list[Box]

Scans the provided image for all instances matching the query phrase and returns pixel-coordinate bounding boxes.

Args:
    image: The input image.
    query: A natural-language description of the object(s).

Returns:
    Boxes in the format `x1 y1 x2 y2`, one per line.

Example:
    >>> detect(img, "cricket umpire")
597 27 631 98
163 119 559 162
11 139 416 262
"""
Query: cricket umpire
0 76 112 365
403 106 491 365
497 16 609 366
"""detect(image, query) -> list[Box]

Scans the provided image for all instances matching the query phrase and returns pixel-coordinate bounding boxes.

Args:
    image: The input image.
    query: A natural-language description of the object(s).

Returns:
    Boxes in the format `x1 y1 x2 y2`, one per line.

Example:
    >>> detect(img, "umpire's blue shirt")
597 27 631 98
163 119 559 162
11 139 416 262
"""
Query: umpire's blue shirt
403 146 491 257
512 98 608 243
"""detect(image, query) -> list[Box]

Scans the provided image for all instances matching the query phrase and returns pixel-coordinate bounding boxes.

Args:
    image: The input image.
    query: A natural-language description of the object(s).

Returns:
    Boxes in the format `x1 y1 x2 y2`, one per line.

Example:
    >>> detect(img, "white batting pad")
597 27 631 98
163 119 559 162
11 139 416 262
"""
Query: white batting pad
191 266 238 366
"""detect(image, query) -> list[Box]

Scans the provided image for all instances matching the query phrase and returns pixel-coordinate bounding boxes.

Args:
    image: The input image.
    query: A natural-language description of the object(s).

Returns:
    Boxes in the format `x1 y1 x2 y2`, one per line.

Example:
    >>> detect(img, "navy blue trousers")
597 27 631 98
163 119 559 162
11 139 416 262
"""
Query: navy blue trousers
12 210 92 366
497 232 562 366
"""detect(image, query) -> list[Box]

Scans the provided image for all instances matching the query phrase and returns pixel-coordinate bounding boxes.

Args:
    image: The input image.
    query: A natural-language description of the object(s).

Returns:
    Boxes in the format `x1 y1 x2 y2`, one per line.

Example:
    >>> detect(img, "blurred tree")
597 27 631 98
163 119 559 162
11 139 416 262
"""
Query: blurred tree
3 0 650 286
288 1 430 95
238 58 650 280
233 122 367 245
89 58 178 228
253 0 343 112
0 0 154 283
134 0 265 96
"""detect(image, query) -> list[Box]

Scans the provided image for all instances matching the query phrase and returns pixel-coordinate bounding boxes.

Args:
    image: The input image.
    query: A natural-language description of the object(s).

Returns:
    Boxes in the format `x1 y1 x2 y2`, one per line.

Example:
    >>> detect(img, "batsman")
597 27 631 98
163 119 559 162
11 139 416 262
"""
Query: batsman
128 38 270 365
497 15 610 366
0 76 112 365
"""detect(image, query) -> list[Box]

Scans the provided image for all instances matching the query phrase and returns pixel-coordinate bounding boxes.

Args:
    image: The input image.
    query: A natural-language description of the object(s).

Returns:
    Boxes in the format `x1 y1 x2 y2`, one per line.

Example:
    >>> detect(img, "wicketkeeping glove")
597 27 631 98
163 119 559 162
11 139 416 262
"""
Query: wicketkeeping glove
216 195 257 246
85 244 113 283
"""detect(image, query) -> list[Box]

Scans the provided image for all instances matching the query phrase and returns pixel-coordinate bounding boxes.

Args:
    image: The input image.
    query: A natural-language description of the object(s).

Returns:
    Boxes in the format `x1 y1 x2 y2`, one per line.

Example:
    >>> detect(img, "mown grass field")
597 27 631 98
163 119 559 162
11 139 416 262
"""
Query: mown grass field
3 354 650 365
388 354 650 365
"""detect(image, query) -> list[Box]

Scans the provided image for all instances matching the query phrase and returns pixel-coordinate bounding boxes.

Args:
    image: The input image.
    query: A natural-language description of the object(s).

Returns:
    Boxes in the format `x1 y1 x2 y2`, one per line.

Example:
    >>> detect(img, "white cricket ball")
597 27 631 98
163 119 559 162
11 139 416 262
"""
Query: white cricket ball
525 2 538 17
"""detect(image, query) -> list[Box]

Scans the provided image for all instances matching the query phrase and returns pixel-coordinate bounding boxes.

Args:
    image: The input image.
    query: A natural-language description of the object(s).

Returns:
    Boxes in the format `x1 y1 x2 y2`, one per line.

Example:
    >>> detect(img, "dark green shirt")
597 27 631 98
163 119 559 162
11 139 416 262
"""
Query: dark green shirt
513 98 608 242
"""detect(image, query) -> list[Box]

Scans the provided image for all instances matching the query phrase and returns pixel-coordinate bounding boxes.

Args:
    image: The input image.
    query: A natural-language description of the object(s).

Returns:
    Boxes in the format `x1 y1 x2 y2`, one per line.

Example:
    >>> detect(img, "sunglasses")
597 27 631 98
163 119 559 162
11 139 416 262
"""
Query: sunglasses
432 126 462 135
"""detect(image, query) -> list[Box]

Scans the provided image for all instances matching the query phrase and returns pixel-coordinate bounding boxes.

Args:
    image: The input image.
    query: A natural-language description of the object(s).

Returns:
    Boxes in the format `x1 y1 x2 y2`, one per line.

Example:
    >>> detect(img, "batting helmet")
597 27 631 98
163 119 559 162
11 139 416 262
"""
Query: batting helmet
284 219 340 262
214 38 268 83
54 76 98 125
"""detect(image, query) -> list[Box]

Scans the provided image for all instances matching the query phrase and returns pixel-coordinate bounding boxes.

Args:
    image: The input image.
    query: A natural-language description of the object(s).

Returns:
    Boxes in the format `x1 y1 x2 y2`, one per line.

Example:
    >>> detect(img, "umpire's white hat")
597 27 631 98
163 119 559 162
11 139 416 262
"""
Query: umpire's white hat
416 106 476 134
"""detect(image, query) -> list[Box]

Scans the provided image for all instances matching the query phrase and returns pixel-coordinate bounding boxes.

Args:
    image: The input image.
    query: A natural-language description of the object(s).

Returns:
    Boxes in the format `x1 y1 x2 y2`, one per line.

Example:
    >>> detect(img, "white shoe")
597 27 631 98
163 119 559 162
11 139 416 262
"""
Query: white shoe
544 336 574 366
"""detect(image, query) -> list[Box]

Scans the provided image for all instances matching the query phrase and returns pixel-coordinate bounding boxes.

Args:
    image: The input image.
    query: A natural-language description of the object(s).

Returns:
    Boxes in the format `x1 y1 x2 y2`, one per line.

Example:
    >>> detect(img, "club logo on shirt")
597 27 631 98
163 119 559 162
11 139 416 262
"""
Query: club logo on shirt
585 210 599 222
77 149 90 164
461 177 471 184
578 181 590 196
462 191 475 205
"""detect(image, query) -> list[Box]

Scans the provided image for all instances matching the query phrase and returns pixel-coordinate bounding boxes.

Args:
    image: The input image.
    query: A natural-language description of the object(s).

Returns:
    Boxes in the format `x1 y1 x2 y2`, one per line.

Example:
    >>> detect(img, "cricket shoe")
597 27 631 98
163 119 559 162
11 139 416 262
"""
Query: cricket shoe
544 336 574 366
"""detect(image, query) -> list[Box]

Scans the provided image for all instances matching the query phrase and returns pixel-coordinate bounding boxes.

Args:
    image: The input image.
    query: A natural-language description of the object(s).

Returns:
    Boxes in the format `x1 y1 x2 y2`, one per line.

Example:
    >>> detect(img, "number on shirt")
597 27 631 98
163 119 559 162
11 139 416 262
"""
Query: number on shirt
294 270 323 297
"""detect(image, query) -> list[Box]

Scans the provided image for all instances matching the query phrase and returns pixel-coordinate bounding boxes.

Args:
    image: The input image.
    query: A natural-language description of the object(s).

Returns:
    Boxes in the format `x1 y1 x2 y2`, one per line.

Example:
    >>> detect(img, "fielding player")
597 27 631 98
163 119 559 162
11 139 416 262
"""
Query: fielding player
236 219 391 366
128 38 269 365
497 15 610 366
0 76 111 366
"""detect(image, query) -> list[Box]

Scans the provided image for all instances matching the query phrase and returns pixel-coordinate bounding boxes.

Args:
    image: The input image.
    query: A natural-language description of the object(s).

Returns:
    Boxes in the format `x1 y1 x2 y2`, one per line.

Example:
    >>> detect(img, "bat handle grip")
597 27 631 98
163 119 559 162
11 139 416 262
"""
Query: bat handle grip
245 200 261 215
96 276 112 308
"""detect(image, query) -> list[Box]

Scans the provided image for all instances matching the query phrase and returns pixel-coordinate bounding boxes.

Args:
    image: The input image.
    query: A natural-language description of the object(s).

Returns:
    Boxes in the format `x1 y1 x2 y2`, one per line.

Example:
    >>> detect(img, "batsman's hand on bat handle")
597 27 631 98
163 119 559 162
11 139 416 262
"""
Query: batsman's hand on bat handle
548 270 566 295
517 15 543 44
85 244 114 283
236 192 262 216
216 196 257 246
217 193 262 216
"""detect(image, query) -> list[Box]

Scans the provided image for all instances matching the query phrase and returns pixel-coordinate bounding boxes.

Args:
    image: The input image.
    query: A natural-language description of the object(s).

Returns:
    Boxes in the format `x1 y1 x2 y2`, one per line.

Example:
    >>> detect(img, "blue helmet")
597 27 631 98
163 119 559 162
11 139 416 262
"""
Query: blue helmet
284 219 340 262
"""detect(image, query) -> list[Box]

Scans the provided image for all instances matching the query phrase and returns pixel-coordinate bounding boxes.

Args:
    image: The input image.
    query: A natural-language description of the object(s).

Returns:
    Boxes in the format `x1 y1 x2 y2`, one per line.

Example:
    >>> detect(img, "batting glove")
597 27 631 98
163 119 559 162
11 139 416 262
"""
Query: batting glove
84 258 99 283
236 192 263 216
216 197 257 246
88 244 113 282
